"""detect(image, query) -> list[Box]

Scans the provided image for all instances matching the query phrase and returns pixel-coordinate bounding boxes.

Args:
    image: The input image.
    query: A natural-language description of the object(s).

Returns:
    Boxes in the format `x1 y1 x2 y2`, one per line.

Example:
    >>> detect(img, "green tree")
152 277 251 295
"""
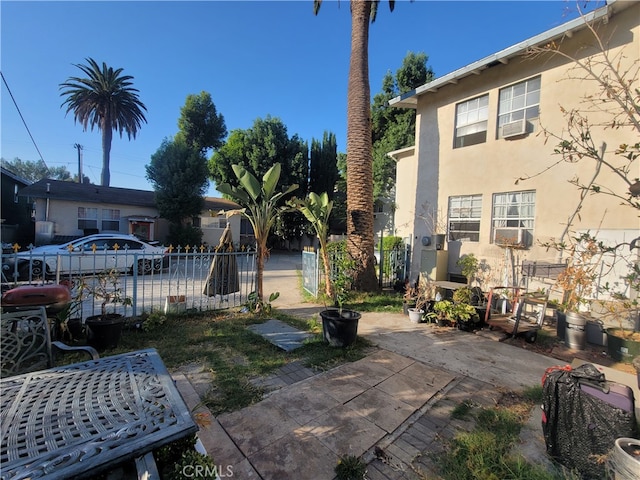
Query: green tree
309 131 339 201
59 58 147 187
210 116 308 244
1 158 73 182
176 91 227 155
217 163 298 301
315 0 400 291
372 52 434 200
146 138 208 245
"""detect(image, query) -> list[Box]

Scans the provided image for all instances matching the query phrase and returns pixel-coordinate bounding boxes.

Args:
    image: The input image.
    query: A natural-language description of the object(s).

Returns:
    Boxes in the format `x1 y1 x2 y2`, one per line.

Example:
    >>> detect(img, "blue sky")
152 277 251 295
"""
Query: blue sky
1 1 589 194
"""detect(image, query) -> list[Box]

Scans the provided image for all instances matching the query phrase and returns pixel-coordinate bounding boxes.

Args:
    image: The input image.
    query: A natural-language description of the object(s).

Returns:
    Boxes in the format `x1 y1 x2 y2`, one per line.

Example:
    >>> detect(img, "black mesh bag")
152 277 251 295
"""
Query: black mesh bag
541 363 638 479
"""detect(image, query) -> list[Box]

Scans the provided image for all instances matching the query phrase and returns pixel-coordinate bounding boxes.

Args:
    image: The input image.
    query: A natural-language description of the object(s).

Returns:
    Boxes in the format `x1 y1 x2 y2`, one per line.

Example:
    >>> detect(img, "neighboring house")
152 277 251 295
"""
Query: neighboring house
1 167 33 246
17 179 246 247
389 1 638 298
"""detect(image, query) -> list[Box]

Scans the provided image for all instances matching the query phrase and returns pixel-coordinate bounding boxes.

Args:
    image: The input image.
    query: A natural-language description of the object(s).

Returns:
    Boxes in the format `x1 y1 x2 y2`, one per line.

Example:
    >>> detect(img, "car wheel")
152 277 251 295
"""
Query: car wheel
137 259 153 275
152 259 163 273
19 260 45 280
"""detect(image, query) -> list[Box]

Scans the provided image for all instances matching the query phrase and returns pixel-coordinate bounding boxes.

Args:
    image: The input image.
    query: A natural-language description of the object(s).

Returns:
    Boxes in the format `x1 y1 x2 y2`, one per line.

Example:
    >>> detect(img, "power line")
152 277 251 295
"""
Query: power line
1 71 48 171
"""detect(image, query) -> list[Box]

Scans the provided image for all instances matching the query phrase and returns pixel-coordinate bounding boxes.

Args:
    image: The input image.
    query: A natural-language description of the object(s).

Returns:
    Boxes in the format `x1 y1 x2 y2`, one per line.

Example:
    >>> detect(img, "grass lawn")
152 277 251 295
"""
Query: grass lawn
110 309 374 415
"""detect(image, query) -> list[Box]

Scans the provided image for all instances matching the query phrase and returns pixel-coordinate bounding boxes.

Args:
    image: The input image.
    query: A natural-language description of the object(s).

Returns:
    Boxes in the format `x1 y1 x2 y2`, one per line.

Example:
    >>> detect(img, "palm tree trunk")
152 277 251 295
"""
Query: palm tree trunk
347 0 378 291
101 117 112 187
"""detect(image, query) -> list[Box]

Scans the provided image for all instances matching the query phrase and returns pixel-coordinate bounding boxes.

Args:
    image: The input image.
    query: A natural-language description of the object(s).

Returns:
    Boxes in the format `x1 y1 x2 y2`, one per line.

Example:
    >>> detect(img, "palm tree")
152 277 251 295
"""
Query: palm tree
60 58 147 187
315 0 395 291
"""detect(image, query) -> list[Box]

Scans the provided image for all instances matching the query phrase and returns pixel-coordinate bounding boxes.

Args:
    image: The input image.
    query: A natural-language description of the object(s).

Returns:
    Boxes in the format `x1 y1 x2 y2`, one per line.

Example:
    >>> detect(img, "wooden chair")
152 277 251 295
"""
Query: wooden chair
1 307 99 378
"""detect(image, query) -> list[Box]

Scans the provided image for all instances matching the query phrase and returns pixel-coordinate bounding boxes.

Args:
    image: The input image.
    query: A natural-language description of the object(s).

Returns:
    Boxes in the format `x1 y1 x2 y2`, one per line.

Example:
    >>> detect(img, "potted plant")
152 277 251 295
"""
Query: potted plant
82 269 132 350
456 253 479 286
430 299 454 326
290 192 360 347
319 241 361 347
408 273 436 323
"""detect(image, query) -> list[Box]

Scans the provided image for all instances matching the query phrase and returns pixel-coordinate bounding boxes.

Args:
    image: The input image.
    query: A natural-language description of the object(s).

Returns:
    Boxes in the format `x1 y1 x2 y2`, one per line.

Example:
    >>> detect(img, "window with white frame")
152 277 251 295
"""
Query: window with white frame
101 209 120 231
448 194 482 242
497 76 540 136
454 95 489 148
78 207 98 230
491 190 536 246
202 217 228 229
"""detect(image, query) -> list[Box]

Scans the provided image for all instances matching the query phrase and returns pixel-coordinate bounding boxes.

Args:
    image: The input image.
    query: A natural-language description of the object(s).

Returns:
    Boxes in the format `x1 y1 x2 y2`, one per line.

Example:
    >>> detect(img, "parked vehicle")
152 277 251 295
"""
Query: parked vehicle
3 234 167 280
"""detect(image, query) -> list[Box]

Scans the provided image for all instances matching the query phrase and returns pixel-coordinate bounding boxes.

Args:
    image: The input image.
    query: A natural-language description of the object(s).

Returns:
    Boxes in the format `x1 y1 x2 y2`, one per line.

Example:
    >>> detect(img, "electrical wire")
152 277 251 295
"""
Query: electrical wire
1 71 49 172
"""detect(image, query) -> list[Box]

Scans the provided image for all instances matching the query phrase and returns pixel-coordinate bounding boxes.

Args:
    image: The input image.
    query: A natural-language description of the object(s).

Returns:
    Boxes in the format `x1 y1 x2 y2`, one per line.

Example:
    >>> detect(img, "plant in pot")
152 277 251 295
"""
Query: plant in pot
81 269 132 350
452 287 482 331
290 192 360 347
408 273 436 323
430 299 454 327
320 243 361 347
597 259 640 362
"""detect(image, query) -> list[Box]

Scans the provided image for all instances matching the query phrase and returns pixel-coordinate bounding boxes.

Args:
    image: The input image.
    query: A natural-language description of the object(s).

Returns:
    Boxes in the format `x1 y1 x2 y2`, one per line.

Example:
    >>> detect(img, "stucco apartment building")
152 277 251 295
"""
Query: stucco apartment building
389 0 638 300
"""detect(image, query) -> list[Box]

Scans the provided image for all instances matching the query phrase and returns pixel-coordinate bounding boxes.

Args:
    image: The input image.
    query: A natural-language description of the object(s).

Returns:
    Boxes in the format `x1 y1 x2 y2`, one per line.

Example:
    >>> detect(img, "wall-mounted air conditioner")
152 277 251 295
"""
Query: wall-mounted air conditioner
502 120 527 139
494 228 525 246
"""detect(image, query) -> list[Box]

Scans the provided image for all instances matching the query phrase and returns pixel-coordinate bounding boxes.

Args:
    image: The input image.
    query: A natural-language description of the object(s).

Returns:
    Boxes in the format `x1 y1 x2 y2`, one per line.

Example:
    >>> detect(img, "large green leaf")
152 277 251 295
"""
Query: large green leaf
262 163 281 199
232 164 261 201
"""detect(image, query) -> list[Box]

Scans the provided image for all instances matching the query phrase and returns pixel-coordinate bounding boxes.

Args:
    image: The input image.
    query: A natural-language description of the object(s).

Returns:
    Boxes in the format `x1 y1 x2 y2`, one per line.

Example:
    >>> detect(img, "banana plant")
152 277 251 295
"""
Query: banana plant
217 163 298 303
290 191 334 298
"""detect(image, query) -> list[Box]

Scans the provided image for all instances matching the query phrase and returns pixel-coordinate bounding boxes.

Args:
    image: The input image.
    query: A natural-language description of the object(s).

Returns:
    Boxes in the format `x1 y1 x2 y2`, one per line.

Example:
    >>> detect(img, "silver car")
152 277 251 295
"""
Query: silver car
4 234 167 280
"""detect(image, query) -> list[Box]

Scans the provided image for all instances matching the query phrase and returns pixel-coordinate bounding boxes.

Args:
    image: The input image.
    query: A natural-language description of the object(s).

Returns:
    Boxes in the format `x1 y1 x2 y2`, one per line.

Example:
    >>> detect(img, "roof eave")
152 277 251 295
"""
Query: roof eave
389 1 616 109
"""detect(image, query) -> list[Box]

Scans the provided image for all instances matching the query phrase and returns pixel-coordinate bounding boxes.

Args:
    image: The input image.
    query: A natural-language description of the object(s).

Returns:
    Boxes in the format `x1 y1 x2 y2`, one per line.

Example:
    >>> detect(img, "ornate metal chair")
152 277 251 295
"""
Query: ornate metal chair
1 307 99 378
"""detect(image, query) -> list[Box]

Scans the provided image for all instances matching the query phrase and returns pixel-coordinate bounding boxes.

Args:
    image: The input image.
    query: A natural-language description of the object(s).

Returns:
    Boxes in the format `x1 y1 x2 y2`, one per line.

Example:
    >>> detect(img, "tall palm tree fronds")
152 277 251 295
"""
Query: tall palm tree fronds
60 58 147 187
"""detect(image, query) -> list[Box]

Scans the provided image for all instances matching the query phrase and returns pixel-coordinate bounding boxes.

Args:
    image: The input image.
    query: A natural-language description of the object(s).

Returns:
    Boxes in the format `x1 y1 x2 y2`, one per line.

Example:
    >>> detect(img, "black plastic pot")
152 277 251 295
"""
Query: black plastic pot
86 314 125 351
320 309 361 347
606 328 640 362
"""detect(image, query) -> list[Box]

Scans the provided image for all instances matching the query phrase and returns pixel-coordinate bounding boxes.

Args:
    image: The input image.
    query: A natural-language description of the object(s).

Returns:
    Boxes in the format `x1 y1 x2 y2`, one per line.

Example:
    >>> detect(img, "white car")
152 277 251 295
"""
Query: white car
5 234 167 280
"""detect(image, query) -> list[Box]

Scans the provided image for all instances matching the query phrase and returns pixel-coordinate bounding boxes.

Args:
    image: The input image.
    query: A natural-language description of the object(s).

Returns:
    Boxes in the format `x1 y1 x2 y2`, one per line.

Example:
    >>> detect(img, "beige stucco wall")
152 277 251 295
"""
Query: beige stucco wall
32 198 244 249
397 3 639 290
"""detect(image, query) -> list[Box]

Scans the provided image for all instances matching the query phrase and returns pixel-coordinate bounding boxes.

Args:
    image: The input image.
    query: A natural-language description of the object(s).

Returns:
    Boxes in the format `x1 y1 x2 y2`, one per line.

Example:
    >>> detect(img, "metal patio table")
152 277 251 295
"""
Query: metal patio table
1 348 197 479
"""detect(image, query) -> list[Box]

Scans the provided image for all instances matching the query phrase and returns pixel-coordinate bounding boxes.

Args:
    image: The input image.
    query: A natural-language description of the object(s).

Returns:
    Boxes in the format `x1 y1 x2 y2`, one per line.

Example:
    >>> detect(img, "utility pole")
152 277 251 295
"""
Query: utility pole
74 143 83 183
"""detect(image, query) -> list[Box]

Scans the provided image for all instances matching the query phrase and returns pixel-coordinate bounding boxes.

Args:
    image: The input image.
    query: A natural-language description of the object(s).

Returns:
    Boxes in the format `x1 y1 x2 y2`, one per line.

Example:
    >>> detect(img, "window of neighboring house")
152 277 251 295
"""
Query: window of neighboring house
14 184 18 203
448 194 482 241
374 200 384 213
497 76 541 137
454 94 489 148
192 217 201 228
78 207 98 230
491 190 536 247
202 217 228 228
101 209 120 231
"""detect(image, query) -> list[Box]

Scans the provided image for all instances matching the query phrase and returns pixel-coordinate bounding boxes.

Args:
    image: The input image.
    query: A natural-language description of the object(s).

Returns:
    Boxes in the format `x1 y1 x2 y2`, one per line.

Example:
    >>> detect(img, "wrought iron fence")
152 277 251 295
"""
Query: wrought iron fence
302 242 409 298
1 247 257 320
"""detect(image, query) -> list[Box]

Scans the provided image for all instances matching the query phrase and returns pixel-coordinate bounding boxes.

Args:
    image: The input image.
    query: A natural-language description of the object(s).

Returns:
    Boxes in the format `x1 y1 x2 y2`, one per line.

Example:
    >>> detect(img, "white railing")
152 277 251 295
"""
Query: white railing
1 248 257 319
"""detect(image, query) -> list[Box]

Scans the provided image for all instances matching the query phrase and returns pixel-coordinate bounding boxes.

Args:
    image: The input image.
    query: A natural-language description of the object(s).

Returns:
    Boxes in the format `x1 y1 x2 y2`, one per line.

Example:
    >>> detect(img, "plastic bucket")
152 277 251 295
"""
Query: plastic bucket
565 312 586 350
606 438 640 480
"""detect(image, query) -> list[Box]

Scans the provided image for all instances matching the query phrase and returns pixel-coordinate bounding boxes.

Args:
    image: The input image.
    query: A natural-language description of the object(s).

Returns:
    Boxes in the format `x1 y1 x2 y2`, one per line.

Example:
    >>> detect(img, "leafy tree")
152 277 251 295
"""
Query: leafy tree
146 138 208 245
372 52 434 200
210 116 308 245
59 58 147 187
315 0 400 291
309 131 339 201
1 158 72 182
217 163 298 302
210 116 307 192
176 91 227 155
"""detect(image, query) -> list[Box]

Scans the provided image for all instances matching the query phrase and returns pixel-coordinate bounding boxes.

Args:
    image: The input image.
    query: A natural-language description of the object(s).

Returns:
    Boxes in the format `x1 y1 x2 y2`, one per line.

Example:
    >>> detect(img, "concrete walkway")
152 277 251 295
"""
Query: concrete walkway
174 252 638 479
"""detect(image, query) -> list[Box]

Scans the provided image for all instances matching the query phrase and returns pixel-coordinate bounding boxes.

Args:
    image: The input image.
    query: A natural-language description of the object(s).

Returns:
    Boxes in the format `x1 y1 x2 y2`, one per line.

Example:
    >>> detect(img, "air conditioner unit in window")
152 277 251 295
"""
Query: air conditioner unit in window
502 120 527 139
494 228 524 247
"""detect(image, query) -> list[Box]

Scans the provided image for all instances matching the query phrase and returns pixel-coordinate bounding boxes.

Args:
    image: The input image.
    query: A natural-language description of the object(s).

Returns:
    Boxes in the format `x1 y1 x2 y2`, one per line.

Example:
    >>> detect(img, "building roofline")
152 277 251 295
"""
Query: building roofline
389 0 626 109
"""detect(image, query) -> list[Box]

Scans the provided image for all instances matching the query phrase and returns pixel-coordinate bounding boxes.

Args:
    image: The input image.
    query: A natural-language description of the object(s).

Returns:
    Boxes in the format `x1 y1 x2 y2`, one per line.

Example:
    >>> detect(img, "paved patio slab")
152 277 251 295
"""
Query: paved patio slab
247 318 313 351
